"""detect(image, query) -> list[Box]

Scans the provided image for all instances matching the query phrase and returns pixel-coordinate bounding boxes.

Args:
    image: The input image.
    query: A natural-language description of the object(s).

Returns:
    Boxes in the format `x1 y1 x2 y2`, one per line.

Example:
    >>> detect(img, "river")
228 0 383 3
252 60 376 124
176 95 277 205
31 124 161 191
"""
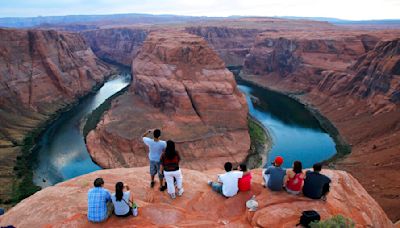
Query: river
32 74 131 187
237 80 336 168
32 73 336 188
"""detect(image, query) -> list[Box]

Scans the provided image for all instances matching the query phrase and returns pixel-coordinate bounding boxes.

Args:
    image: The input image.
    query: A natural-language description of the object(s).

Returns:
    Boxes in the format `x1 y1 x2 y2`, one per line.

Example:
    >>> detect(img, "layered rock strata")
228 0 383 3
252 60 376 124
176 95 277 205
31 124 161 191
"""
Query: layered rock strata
86 31 250 170
0 167 393 227
242 33 400 221
82 28 149 66
0 28 112 203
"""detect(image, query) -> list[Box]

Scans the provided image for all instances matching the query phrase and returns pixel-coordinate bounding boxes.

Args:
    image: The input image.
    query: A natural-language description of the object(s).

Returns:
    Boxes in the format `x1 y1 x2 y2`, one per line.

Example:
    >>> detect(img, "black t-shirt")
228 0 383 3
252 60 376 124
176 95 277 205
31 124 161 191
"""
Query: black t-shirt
303 171 331 199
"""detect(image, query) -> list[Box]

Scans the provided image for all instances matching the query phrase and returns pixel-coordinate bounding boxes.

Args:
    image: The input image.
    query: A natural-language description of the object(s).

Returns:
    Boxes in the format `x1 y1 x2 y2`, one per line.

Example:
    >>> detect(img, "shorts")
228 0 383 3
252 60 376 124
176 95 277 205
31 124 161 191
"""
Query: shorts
150 160 163 178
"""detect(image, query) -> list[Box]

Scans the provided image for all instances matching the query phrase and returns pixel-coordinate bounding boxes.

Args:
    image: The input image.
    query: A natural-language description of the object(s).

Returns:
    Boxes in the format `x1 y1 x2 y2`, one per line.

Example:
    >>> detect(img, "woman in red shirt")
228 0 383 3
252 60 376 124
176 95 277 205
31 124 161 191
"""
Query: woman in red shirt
160 140 184 199
284 160 305 195
238 164 252 191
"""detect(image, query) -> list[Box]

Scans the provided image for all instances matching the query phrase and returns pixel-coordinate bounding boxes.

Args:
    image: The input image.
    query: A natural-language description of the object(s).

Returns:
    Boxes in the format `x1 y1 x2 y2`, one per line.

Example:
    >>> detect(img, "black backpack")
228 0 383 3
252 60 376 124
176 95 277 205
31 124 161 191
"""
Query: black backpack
296 210 320 227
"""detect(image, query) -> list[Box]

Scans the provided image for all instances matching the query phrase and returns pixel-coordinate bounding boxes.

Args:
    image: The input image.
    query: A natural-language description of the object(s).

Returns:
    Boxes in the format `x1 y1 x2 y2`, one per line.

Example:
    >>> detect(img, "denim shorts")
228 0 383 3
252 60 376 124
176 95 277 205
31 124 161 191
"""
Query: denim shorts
150 160 163 178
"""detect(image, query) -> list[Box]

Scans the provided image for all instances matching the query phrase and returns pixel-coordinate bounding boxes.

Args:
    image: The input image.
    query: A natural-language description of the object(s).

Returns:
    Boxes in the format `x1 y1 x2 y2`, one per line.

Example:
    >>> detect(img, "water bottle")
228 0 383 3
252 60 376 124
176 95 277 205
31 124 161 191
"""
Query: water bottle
132 203 138 217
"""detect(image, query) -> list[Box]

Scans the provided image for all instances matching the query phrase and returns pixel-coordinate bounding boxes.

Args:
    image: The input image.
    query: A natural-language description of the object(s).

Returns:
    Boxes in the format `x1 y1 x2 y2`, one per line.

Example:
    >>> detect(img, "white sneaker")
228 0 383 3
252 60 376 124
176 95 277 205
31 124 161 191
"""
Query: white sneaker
207 180 212 186
177 188 184 196
170 193 176 199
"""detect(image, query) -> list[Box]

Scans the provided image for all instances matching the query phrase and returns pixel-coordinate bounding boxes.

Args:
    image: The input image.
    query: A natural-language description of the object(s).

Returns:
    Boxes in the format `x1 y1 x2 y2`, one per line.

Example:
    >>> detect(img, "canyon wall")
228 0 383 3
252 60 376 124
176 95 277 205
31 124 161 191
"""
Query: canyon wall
82 28 149 66
0 167 393 227
185 26 261 66
242 31 400 221
86 31 250 170
0 28 112 205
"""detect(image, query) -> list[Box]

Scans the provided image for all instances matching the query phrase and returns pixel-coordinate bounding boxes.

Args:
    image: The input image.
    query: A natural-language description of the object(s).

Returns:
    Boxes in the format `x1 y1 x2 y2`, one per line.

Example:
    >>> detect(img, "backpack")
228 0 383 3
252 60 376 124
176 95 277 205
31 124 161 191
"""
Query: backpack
296 210 320 227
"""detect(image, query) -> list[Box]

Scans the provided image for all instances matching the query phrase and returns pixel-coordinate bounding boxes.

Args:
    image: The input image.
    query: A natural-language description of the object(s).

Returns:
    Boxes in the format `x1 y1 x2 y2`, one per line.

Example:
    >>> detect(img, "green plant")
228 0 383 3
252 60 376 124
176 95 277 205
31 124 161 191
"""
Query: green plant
310 215 355 228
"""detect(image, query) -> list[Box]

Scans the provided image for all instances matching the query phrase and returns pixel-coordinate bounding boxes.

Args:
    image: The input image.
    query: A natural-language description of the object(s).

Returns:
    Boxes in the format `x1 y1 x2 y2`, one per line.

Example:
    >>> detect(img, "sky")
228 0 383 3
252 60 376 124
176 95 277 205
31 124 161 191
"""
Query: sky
0 0 399 20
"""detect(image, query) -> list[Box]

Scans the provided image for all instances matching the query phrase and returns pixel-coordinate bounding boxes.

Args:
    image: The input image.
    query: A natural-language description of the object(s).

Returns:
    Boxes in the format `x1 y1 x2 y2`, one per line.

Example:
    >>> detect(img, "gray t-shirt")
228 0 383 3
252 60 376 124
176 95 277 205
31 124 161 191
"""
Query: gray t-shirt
143 137 166 162
111 191 130 216
265 166 286 191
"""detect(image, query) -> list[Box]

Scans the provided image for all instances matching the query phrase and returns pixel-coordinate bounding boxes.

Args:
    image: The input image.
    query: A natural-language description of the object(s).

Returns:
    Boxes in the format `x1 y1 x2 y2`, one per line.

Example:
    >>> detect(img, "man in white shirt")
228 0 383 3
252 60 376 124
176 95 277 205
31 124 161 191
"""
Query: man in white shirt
208 162 243 197
142 129 167 191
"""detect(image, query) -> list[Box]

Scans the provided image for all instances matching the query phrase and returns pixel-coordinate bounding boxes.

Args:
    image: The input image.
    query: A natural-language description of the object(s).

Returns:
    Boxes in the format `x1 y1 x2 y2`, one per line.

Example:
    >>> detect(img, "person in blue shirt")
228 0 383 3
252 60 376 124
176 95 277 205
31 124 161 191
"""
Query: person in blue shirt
87 178 113 223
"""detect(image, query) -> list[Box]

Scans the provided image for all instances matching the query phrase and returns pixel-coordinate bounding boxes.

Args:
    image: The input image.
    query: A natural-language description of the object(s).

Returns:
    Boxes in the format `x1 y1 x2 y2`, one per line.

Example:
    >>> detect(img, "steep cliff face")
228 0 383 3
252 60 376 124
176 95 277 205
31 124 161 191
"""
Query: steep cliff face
243 31 380 92
185 26 261 66
318 38 400 113
0 28 112 204
0 167 394 227
241 34 400 221
86 31 250 170
82 28 149 66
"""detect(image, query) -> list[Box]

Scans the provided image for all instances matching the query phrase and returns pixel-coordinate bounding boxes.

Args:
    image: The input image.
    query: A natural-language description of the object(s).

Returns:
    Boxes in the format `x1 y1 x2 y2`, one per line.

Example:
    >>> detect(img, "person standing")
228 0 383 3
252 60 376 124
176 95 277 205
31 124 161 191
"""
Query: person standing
87 178 113 223
264 156 286 191
160 140 184 199
303 163 331 200
284 160 305 195
142 129 167 191
208 162 243 197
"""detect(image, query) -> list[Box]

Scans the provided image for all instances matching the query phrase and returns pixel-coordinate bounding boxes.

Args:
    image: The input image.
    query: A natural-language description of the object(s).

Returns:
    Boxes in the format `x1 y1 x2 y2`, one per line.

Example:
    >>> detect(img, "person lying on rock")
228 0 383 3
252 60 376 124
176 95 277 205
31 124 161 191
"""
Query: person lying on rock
283 160 305 195
302 163 331 200
208 162 243 197
142 128 167 191
87 178 113 223
160 140 184 199
264 156 286 191
238 163 252 192
111 182 135 217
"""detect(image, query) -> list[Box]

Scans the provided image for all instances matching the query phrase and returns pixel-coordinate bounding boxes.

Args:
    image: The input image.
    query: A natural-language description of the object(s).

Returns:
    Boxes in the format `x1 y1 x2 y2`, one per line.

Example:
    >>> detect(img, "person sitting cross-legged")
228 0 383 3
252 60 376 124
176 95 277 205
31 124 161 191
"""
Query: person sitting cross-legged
208 162 243 197
264 156 286 191
87 178 113 223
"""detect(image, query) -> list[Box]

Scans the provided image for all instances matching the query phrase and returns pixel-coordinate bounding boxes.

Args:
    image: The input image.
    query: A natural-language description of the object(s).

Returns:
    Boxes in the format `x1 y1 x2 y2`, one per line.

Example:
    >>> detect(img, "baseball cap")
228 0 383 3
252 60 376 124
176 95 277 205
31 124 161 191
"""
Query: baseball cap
274 156 284 166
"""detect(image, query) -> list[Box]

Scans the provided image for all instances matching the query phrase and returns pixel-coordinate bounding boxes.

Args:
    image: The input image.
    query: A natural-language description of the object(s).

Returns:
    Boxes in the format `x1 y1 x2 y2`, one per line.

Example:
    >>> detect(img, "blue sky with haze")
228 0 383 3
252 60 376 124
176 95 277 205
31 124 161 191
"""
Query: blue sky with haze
0 0 399 20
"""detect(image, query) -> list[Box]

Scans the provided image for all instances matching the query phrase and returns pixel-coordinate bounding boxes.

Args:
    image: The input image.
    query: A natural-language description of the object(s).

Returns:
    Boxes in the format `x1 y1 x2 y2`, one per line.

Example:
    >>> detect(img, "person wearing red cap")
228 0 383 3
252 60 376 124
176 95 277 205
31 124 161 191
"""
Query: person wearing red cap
263 156 286 191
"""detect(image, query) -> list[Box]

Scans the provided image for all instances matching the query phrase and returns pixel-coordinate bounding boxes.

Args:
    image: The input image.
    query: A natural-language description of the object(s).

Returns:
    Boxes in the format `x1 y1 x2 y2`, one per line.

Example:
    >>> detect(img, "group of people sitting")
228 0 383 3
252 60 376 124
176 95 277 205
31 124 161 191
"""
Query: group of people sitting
87 128 331 223
207 156 331 200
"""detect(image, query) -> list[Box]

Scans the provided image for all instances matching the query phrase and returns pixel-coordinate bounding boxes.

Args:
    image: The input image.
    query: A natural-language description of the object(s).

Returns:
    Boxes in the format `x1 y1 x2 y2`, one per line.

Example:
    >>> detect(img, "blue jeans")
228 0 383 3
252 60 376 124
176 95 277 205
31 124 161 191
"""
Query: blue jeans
210 182 223 196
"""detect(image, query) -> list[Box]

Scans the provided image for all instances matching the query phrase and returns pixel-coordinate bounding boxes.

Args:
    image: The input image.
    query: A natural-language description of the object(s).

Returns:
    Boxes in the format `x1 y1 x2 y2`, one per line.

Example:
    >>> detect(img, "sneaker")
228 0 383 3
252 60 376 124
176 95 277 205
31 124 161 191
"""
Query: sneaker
177 188 184 196
170 193 176 199
207 180 212 186
150 181 155 188
159 185 167 192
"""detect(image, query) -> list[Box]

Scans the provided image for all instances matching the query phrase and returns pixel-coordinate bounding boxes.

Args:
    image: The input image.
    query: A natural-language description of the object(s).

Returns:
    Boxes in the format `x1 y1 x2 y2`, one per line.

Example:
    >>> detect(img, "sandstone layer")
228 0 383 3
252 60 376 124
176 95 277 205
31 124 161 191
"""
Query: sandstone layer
82 28 149 66
241 32 400 221
0 167 393 227
86 31 250 170
0 28 112 205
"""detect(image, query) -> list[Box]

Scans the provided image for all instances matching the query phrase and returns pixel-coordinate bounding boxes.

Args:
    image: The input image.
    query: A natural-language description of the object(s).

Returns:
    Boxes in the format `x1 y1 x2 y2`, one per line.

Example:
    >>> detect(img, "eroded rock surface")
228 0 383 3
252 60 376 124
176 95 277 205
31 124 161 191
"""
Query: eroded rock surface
0 28 112 203
86 31 250 170
241 31 400 221
0 168 393 227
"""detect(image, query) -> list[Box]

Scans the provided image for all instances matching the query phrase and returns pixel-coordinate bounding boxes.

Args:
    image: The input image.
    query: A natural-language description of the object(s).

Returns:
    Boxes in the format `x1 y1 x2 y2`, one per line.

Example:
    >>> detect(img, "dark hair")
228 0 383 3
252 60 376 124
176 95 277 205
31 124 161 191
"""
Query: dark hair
224 162 232 172
153 129 161 138
115 182 124 201
94 178 104 187
165 140 177 159
292 161 302 174
313 163 322 172
239 163 247 172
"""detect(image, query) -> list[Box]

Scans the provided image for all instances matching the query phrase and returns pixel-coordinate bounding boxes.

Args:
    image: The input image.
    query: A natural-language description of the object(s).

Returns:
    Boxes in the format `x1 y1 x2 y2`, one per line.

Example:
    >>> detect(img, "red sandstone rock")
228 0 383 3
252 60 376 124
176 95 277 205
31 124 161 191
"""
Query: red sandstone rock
82 28 149 66
0 168 393 227
86 31 250 170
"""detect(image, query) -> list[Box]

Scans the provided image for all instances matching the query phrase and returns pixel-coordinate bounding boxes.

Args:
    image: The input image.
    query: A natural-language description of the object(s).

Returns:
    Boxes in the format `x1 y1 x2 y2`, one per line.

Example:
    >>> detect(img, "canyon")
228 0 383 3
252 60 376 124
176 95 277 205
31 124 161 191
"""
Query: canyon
0 28 112 206
0 16 399 224
86 31 250 170
0 167 393 227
